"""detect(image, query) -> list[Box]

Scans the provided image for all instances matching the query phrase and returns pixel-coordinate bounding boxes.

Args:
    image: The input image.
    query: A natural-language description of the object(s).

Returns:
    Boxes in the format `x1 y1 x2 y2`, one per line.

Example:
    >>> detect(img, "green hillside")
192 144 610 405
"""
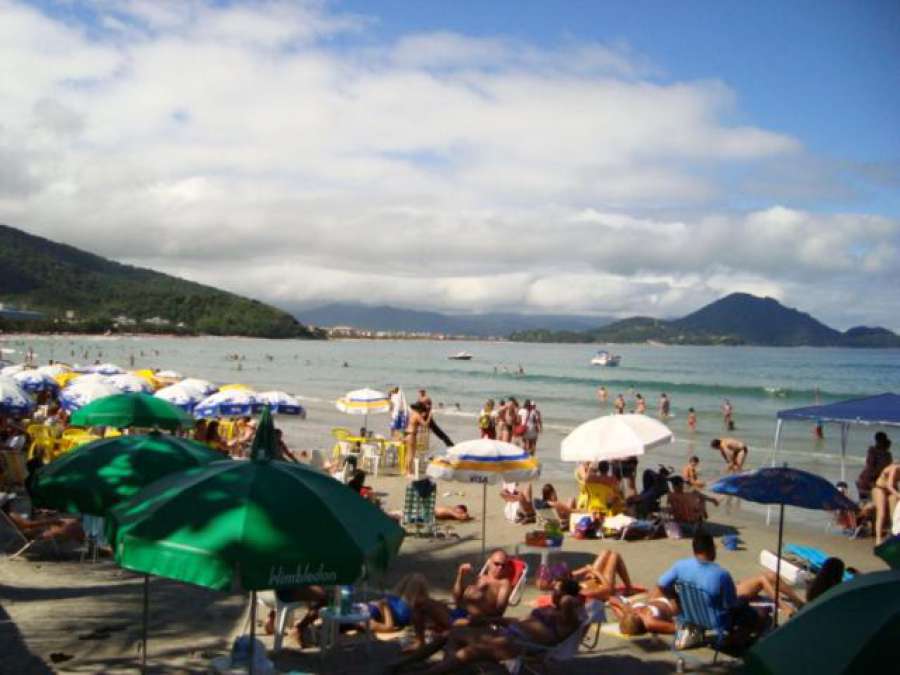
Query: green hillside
510 293 900 347
0 224 323 339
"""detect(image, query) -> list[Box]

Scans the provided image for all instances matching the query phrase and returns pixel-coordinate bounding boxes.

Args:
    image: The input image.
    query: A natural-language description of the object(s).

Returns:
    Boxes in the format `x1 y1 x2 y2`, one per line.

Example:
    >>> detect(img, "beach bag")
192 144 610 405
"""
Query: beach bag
536 561 570 590
573 515 596 539
513 423 527 436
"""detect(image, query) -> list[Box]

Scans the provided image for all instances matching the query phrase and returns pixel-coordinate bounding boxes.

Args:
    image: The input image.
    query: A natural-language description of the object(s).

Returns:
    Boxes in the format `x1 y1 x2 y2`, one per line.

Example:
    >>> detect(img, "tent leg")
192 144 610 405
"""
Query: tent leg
773 503 785 628
767 420 784 526
249 590 257 675
481 482 487 560
141 575 149 673
840 423 848 483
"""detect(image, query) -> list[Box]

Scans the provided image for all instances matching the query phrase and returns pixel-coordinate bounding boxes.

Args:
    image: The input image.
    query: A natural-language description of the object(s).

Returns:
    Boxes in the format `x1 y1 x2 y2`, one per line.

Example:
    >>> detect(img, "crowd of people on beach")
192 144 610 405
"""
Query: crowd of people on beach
476 398 543 454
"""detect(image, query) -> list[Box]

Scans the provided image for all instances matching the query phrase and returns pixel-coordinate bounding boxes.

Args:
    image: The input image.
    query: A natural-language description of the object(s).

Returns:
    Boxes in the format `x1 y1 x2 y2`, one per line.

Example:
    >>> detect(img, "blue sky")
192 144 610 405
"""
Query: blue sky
2 1 899 328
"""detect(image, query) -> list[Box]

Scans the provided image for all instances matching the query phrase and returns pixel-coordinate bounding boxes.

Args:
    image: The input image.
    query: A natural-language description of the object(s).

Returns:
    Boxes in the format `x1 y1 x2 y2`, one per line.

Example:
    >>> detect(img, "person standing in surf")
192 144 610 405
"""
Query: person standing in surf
614 394 626 414
658 393 671 420
721 399 734 430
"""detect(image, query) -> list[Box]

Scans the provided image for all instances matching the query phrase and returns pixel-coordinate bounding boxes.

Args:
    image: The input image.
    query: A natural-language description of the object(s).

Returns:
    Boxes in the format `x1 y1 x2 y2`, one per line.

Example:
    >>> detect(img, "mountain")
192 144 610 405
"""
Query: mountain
510 293 900 347
297 303 611 337
0 224 322 339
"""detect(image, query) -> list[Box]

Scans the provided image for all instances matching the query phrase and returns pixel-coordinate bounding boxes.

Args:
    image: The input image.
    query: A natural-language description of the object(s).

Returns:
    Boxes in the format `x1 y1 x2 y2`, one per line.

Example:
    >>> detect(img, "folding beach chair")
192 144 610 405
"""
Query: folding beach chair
402 479 437 536
506 599 606 674
479 555 529 607
671 581 734 669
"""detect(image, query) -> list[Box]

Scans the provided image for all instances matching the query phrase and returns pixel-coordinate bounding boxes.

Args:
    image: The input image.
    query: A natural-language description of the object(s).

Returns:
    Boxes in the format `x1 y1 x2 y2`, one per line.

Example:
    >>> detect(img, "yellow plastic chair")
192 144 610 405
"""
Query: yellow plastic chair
25 425 57 461
217 419 236 442
331 427 353 459
575 481 625 516
104 427 123 438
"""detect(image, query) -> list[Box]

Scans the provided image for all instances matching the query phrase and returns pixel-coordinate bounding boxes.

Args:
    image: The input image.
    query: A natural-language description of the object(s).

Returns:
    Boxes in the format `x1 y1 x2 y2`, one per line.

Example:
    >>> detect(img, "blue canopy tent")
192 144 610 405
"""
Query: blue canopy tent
772 392 900 482
768 393 900 526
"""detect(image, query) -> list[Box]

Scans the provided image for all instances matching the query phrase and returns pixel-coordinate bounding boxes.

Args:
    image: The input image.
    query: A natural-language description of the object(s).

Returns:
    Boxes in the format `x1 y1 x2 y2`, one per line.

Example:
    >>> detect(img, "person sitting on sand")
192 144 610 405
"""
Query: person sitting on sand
435 504 472 521
711 437 749 473
533 483 574 526
397 578 584 675
667 476 718 524
682 456 705 488
265 585 328 648
572 549 635 599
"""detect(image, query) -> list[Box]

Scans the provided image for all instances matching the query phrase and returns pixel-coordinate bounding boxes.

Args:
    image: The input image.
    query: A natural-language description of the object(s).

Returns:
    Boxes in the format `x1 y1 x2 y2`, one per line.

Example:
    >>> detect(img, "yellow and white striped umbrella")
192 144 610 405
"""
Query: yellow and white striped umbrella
335 388 390 415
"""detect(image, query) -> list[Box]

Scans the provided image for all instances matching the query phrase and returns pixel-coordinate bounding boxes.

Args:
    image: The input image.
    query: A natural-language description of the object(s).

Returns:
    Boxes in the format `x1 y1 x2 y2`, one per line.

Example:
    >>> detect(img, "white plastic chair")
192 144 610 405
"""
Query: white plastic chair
255 591 306 652
360 441 381 477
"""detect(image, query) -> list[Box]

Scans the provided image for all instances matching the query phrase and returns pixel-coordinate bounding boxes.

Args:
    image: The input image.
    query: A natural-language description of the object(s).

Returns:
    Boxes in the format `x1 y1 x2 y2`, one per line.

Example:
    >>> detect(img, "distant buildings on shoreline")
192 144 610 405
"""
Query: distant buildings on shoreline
318 324 501 341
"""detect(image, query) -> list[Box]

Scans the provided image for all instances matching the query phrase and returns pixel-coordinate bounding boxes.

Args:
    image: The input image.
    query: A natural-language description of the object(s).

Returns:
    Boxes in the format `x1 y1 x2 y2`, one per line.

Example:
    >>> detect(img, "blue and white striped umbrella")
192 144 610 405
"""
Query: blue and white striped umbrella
176 378 218 397
256 391 306 417
60 380 121 412
90 363 125 376
107 373 153 394
37 364 71 378
12 369 59 393
155 384 203 411
193 389 261 419
0 377 34 417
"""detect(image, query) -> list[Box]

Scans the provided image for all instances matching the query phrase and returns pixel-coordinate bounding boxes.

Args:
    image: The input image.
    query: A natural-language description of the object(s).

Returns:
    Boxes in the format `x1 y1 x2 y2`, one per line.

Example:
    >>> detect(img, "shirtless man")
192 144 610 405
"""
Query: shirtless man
613 394 626 415
597 386 608 404
711 438 748 473
682 456 705 488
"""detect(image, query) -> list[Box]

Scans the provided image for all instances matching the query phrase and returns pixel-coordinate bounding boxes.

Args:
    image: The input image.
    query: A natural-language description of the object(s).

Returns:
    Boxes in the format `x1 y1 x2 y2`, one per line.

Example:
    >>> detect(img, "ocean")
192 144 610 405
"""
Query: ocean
5 335 900 497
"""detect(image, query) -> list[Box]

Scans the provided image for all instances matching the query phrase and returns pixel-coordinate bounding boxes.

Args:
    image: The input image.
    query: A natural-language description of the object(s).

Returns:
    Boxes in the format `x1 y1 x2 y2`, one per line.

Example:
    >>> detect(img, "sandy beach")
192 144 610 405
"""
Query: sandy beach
1 450 884 674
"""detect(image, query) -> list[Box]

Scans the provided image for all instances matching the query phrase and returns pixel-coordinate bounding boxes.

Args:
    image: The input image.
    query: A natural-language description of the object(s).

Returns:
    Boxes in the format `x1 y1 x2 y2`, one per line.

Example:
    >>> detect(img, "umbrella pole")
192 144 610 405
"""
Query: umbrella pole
481 482 487 559
141 574 149 673
773 502 785 628
249 590 257 675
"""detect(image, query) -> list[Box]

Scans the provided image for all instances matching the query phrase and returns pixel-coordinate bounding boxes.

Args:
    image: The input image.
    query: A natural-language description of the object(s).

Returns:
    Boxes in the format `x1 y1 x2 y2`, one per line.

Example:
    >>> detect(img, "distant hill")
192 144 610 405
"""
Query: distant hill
297 303 611 337
0 224 322 339
510 293 900 347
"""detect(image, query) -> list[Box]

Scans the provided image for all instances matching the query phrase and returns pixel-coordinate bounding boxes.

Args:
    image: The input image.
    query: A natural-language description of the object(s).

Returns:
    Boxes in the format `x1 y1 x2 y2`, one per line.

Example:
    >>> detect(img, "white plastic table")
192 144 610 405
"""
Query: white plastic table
319 604 373 664
514 542 564 568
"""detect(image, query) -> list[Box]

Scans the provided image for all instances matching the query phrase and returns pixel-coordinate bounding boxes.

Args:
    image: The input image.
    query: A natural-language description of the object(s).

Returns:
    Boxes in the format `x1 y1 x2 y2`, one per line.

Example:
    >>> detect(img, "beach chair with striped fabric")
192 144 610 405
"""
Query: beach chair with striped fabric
402 479 437 537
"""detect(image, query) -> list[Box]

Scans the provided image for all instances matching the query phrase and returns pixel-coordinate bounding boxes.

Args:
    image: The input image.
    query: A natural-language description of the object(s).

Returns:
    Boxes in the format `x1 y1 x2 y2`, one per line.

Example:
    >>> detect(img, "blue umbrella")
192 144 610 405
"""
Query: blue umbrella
12 369 59 394
193 389 261 418
0 376 34 417
711 466 855 626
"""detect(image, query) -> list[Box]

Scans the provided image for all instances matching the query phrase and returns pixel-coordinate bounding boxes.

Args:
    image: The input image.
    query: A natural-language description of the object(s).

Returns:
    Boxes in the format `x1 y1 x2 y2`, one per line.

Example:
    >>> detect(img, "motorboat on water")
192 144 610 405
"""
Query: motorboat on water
590 350 621 366
448 351 473 361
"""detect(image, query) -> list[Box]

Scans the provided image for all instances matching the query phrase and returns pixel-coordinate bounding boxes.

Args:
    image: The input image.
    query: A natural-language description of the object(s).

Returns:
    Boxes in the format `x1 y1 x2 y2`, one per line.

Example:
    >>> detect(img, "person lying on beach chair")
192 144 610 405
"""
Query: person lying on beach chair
405 549 513 653
571 550 636 600
1 501 84 556
395 578 584 675
609 592 679 635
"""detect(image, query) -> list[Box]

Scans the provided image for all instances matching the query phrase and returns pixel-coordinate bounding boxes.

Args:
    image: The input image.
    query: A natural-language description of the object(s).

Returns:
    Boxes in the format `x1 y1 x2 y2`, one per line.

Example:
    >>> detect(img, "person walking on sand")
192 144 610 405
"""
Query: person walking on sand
658 392 670 420
478 399 496 439
389 386 409 442
614 394 626 415
711 437 748 473
418 388 454 447
521 400 542 456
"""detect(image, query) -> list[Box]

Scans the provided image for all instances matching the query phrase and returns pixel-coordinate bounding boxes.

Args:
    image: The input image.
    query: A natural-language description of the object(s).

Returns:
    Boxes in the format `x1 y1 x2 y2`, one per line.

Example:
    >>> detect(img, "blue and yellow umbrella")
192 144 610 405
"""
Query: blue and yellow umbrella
428 439 541 556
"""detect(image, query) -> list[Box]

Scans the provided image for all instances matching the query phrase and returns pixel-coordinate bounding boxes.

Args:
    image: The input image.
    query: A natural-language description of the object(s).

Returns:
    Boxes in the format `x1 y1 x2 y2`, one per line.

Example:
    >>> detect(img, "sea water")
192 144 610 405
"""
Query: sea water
6 335 900 491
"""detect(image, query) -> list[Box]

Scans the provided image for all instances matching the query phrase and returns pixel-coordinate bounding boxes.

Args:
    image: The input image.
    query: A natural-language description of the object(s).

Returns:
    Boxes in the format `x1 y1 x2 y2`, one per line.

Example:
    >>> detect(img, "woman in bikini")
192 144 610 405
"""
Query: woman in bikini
404 402 428 477
609 593 679 635
873 462 900 546
571 550 635 599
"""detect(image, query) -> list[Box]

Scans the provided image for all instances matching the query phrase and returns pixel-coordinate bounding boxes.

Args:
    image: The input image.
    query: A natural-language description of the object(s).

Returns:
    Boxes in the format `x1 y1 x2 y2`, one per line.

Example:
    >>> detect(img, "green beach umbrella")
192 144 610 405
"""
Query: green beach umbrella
107 407 404 670
70 392 193 431
743 570 900 675
30 433 225 516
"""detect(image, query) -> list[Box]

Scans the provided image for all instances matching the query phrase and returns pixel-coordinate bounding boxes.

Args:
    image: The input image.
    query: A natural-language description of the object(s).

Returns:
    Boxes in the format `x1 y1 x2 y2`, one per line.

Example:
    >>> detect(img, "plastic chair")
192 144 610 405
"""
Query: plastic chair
26 425 57 461
672 581 730 669
507 600 606 674
255 590 306 652
331 428 354 459
360 441 381 477
402 479 437 536
478 556 529 606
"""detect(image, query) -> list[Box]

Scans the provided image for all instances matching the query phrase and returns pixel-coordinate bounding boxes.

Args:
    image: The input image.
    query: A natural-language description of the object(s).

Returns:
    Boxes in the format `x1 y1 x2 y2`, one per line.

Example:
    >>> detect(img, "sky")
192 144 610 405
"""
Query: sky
1 0 899 329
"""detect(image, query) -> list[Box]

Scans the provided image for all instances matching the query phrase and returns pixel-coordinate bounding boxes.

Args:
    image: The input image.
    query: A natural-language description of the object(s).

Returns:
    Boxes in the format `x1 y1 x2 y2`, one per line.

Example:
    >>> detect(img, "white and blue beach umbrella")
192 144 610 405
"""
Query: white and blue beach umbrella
1 364 28 377
106 373 153 394
257 391 306 417
0 377 34 417
193 389 261 419
91 363 125 376
37 364 71 378
60 381 120 412
11 369 59 394
176 378 218 397
155 369 183 380
155 384 203 411
428 439 541 556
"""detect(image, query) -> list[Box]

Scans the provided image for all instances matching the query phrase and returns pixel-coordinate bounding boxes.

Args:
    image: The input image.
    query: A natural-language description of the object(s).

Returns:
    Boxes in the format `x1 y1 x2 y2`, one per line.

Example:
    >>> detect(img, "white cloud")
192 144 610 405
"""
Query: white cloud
0 0 897 330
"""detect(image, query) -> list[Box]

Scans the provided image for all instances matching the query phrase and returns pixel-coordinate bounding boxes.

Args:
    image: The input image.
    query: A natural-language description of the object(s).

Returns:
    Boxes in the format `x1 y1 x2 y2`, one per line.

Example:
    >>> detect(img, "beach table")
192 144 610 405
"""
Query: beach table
319 603 373 666
515 541 564 569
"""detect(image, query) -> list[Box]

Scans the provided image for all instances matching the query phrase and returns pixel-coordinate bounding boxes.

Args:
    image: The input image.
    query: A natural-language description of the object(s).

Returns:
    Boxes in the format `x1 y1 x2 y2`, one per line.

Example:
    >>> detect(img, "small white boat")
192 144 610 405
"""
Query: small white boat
590 350 621 367
448 351 473 361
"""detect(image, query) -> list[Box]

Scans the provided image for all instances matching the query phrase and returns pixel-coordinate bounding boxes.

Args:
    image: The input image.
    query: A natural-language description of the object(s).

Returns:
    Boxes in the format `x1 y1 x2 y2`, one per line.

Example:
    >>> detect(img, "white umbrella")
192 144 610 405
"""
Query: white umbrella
71 373 113 387
0 376 34 417
560 414 673 463
256 391 306 417
106 373 153 394
37 364 71 378
12 369 59 393
176 378 218 397
154 384 203 411
91 363 125 376
428 439 541 557
155 370 183 380
336 387 390 433
1 364 28 376
59 381 120 412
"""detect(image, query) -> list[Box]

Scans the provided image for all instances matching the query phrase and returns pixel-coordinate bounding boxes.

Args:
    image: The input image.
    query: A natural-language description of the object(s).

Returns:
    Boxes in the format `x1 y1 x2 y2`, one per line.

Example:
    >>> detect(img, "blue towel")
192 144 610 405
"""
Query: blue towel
784 544 854 581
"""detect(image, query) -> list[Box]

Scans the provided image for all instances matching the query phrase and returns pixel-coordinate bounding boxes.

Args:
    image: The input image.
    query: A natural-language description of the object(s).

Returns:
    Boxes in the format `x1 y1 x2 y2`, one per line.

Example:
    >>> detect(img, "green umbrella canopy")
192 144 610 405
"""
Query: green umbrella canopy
744 570 900 675
70 393 193 431
30 433 225 516
107 408 404 592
